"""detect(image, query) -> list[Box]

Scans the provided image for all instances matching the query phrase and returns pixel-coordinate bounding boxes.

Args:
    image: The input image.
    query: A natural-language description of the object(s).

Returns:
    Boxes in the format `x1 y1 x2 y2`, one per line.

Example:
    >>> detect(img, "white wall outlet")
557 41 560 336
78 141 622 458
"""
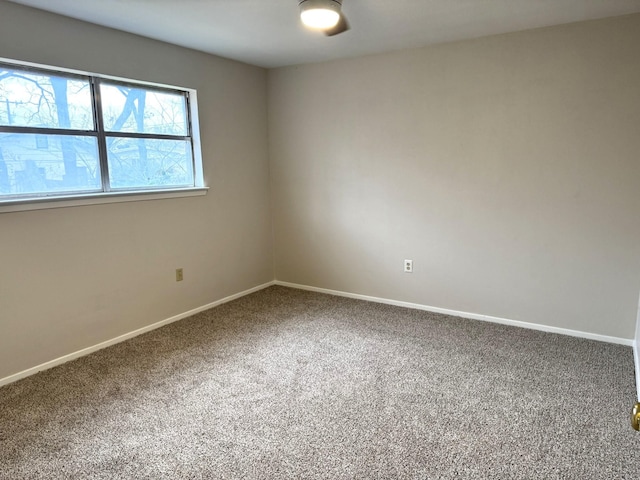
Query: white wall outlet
404 259 413 273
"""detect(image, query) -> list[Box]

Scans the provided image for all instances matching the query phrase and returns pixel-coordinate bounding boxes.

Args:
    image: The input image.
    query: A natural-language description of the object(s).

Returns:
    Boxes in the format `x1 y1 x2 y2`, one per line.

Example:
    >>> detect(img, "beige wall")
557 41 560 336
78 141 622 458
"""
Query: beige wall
0 3 273 379
1 4 639 382
268 14 640 339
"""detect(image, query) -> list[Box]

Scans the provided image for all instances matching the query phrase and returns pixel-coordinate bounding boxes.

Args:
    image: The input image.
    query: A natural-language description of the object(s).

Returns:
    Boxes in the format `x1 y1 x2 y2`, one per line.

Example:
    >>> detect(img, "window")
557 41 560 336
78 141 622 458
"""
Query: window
0 60 204 207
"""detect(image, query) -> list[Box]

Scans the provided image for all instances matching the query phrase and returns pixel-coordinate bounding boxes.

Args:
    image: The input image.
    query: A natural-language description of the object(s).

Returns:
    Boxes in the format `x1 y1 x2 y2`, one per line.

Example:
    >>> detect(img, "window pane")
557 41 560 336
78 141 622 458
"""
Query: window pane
106 137 193 189
100 83 188 136
0 67 93 130
0 133 101 196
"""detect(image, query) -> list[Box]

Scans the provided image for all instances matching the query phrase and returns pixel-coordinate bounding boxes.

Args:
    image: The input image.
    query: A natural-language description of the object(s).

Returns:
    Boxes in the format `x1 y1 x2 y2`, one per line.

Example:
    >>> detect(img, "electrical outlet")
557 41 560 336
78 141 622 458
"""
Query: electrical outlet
176 268 184 282
404 259 413 273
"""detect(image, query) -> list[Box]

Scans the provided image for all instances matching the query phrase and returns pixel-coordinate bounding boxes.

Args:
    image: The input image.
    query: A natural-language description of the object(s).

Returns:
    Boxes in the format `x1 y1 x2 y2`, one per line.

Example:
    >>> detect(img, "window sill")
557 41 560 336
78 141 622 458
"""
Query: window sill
0 187 209 214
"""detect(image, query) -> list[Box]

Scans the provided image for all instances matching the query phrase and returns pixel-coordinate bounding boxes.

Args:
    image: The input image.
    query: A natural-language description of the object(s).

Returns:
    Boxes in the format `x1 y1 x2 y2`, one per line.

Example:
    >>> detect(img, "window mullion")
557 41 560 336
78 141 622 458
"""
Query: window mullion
103 132 191 141
0 126 98 136
90 77 111 193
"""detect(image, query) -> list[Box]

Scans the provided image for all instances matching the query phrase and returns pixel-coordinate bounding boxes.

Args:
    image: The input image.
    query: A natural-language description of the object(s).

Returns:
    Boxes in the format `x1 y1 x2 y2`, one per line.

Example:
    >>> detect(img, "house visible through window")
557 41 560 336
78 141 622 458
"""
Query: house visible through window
0 60 203 202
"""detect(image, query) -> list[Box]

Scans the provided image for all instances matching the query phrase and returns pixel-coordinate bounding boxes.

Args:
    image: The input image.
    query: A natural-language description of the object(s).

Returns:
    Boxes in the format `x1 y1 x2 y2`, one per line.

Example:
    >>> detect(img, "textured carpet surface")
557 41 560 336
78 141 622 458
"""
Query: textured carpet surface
0 286 638 479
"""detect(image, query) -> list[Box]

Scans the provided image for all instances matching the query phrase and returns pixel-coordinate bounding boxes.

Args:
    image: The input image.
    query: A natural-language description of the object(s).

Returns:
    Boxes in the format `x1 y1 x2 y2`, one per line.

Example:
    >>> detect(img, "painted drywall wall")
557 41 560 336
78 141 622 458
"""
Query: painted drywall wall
0 2 273 379
268 14 640 339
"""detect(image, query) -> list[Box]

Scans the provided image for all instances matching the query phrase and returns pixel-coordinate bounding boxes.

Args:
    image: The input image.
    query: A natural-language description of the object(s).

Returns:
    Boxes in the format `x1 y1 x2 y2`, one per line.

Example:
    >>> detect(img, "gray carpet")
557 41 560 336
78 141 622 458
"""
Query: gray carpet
1 286 638 479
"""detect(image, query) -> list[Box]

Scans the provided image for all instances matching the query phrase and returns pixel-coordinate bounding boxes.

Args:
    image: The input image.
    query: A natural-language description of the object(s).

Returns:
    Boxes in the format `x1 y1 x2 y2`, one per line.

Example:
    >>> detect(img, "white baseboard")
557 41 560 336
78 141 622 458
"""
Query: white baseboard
634 340 640 402
0 281 276 388
634 294 640 401
274 281 634 346
2 279 633 389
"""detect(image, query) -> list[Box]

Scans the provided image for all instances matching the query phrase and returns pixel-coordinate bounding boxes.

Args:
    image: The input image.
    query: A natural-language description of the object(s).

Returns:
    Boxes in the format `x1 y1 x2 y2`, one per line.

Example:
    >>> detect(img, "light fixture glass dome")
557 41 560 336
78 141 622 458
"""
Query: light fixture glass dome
301 8 340 29
300 0 341 30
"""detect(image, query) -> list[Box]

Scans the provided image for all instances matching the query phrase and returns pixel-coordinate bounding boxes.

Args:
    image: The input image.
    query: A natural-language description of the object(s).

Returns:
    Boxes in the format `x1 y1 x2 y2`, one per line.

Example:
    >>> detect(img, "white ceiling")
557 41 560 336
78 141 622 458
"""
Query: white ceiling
8 0 640 68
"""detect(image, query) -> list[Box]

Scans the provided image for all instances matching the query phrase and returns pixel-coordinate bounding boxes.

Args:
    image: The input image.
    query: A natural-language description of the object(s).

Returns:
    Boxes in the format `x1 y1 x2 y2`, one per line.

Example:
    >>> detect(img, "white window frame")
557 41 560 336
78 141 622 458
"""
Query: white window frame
0 57 207 214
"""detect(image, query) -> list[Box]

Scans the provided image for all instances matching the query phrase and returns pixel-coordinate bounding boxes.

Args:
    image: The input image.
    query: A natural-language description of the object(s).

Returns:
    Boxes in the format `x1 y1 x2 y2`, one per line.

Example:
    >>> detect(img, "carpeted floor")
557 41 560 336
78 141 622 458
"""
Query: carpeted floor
0 286 638 479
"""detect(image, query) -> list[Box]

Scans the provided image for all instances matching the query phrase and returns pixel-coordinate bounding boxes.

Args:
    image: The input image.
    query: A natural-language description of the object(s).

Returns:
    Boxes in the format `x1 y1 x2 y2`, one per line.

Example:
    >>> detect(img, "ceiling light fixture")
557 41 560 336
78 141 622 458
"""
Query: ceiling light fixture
299 0 342 30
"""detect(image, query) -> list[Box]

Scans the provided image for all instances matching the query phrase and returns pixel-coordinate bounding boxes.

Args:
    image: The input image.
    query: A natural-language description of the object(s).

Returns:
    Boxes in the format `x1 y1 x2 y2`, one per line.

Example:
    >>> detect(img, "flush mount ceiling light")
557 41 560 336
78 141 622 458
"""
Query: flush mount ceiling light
299 0 350 36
